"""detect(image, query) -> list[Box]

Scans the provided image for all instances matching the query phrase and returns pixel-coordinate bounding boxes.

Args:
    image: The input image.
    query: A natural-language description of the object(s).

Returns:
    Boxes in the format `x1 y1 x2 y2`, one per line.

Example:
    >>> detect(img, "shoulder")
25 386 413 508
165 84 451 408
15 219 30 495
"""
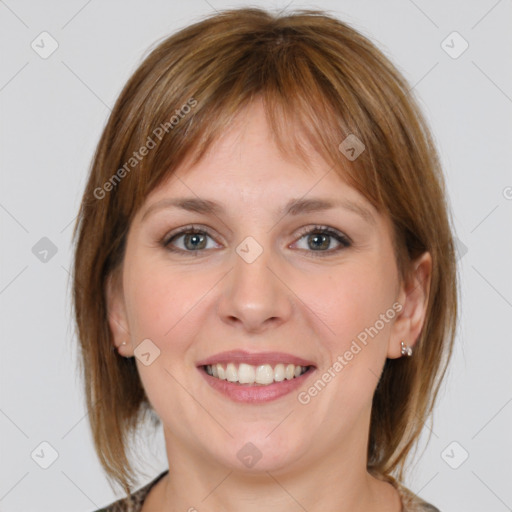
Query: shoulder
92 470 169 512
394 481 441 512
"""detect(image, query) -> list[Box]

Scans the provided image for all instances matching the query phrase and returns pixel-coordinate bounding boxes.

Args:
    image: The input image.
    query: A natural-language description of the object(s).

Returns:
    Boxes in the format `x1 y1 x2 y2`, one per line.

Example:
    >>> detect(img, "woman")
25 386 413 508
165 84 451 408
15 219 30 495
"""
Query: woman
72 7 457 511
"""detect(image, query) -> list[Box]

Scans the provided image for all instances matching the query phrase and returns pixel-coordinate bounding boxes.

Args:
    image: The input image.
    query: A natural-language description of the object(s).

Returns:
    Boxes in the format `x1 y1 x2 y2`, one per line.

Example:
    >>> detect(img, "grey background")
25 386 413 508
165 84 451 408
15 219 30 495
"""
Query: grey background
1 0 511 511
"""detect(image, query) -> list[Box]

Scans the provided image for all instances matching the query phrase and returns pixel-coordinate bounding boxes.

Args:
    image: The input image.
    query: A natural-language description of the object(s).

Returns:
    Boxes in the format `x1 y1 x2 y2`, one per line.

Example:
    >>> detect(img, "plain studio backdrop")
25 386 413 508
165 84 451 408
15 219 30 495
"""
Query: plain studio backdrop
0 0 511 511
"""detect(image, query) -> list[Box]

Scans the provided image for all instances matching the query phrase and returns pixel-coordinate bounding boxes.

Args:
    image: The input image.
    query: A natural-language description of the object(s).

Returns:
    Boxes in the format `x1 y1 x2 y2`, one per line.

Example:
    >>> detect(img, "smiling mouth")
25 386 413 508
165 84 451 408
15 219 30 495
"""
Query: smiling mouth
202 362 313 386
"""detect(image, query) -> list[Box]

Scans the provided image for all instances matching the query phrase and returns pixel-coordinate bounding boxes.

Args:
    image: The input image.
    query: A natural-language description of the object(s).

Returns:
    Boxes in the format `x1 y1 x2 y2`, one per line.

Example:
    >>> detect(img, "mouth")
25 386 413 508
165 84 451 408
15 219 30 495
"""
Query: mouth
201 362 313 386
196 350 317 403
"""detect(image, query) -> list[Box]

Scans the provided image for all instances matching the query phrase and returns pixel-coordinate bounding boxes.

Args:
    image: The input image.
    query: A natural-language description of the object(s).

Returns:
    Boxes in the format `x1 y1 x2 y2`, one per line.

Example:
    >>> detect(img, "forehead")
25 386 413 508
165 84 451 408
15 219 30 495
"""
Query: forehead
129 98 395 256
138 131 379 233
145 99 369 210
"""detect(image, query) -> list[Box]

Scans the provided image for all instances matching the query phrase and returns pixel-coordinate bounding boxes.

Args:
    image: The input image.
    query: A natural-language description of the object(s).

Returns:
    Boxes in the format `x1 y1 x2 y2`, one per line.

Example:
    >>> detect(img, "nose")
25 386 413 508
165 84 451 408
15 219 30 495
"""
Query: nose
216 242 294 334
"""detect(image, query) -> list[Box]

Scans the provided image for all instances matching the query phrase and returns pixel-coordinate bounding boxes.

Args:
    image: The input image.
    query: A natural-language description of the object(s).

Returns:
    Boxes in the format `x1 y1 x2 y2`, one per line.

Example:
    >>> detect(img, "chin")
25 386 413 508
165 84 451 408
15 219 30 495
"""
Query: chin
207 429 307 474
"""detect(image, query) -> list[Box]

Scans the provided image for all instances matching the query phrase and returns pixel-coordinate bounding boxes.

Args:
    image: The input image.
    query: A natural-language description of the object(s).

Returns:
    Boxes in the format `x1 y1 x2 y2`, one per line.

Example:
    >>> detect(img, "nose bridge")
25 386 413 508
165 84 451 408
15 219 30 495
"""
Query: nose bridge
216 233 292 332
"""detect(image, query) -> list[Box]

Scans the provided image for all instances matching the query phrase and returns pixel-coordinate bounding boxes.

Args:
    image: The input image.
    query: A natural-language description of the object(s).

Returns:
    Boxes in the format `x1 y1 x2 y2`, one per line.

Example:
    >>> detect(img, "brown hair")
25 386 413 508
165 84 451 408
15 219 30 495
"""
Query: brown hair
72 7 458 495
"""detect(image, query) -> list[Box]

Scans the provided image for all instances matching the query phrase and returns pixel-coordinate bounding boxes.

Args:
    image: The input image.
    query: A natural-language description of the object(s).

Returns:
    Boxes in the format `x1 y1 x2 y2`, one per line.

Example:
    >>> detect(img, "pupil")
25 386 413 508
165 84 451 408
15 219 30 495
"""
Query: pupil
310 233 328 250
185 233 205 250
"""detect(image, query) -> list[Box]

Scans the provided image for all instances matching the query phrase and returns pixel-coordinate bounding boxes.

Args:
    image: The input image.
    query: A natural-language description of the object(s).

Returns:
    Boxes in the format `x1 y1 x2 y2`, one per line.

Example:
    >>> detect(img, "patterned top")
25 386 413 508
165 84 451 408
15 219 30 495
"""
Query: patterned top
94 470 440 512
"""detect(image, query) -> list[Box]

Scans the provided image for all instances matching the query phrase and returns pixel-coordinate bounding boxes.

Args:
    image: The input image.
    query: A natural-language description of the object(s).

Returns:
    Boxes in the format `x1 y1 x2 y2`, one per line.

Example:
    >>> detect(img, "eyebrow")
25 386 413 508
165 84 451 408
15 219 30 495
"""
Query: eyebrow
140 196 376 226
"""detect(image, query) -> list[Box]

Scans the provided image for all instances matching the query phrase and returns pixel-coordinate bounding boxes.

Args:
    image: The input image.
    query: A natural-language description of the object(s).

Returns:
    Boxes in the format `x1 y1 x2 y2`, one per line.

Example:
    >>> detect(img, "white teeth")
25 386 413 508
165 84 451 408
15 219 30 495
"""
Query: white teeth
274 363 285 382
238 363 256 384
255 364 274 385
204 362 310 385
225 363 238 382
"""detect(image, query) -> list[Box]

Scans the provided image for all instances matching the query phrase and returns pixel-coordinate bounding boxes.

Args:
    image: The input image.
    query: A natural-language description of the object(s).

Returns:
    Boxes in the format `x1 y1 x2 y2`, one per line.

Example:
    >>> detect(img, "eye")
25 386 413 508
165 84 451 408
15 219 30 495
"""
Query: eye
291 225 351 257
163 225 219 254
162 224 351 256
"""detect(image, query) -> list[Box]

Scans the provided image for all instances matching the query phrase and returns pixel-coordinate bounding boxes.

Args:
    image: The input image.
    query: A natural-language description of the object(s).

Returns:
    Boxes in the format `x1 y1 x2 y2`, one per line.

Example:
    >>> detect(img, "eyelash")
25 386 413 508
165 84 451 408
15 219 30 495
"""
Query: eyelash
162 224 352 258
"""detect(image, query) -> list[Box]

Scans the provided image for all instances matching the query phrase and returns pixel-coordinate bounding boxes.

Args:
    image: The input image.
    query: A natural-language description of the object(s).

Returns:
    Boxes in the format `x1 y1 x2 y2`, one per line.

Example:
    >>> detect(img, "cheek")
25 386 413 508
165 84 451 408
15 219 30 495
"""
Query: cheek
123 254 219 347
124 269 171 338
307 261 395 350
306 265 396 411
121 255 212 422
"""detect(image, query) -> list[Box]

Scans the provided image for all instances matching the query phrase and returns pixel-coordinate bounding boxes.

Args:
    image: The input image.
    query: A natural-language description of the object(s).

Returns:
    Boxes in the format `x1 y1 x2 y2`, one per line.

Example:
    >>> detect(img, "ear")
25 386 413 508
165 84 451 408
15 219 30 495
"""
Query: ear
105 270 134 357
387 251 432 359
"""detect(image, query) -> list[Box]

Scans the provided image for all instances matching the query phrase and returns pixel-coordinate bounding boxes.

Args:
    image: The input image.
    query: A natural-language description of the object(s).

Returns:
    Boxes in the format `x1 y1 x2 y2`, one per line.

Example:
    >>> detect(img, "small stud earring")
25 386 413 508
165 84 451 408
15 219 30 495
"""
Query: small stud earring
401 341 413 357
114 341 127 352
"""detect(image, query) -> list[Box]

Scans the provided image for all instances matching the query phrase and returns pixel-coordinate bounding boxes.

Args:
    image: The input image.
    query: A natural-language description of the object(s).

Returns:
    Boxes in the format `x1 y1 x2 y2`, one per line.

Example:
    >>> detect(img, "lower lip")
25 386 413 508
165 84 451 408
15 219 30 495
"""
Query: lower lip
198 367 315 403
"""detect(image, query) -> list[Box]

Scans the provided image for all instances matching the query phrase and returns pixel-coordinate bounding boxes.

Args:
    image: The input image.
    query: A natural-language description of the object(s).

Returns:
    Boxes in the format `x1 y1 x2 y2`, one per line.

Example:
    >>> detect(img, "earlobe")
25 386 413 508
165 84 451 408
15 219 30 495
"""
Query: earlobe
387 251 432 359
105 272 134 357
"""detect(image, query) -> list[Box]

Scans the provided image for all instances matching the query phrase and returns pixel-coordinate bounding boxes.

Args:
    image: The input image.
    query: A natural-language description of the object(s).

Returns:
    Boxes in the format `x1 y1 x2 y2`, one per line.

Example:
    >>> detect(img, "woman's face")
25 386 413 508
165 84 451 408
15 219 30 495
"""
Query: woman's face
108 100 430 474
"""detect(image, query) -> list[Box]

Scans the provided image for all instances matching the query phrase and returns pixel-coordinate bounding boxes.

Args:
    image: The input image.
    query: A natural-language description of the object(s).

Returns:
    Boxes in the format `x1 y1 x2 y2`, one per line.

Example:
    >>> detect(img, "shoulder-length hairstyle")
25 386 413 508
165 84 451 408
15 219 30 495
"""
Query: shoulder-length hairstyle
72 7 458 496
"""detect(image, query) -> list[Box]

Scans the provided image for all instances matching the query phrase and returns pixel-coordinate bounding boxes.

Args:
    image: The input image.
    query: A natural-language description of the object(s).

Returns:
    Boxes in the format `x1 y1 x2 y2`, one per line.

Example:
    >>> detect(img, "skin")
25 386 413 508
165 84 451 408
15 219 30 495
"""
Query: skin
107 99 431 512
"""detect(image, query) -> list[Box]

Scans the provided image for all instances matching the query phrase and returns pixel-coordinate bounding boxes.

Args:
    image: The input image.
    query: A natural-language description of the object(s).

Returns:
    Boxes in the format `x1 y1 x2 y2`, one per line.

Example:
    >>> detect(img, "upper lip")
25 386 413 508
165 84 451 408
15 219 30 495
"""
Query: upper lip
196 350 316 368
